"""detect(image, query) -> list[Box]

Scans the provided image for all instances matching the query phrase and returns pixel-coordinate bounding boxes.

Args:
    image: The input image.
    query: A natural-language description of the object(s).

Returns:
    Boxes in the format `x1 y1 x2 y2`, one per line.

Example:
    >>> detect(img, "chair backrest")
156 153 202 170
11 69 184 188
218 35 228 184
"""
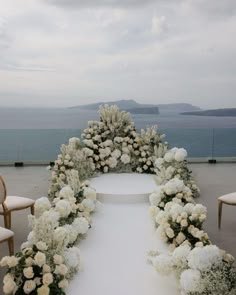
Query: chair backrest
0 176 7 204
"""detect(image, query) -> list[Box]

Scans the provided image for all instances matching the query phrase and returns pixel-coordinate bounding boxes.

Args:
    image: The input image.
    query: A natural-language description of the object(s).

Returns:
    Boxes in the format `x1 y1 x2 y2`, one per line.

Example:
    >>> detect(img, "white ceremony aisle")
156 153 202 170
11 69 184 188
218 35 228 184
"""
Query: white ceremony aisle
67 202 179 295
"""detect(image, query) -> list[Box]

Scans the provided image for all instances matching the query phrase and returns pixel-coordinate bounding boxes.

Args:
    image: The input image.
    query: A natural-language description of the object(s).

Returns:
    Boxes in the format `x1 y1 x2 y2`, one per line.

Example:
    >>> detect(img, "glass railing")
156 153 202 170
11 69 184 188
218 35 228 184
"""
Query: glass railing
0 129 82 164
0 128 235 164
161 128 236 158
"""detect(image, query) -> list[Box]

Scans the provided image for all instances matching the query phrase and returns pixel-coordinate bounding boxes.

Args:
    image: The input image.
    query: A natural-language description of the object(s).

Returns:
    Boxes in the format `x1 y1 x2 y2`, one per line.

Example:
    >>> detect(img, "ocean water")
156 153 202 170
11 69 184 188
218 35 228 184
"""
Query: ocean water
0 108 236 162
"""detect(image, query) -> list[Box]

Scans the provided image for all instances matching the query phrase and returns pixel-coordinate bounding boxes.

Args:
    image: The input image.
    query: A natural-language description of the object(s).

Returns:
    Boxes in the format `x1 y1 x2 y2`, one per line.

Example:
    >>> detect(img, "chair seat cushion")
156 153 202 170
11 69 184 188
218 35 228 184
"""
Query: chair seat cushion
0 227 14 241
0 196 35 212
218 192 236 204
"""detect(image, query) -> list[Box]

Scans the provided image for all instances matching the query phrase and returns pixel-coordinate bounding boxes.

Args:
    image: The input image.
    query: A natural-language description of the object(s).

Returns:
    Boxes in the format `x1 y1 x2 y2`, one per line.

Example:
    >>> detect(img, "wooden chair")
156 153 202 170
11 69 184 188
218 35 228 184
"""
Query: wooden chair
0 226 14 255
0 176 35 229
218 192 236 228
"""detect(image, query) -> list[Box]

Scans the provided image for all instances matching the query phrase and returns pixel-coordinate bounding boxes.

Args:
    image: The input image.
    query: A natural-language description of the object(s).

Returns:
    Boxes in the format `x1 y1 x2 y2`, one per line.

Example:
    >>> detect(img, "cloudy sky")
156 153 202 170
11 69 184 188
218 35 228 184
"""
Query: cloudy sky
0 0 236 108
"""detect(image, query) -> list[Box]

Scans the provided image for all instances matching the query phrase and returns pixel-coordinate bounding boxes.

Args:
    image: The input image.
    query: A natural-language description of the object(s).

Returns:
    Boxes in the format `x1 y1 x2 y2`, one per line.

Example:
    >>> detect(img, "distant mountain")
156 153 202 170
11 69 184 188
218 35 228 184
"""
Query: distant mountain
127 106 159 115
181 108 236 117
71 100 201 114
158 103 201 113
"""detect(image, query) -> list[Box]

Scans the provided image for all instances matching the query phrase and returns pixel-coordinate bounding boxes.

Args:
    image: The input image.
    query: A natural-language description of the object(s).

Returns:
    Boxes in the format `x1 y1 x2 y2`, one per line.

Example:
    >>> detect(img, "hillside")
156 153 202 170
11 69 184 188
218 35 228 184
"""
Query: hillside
181 108 236 117
71 100 201 114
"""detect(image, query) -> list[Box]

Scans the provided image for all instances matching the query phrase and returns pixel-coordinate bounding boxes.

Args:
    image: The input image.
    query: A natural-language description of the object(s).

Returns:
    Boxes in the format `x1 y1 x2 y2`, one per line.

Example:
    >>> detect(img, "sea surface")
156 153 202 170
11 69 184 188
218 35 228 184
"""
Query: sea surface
0 107 236 162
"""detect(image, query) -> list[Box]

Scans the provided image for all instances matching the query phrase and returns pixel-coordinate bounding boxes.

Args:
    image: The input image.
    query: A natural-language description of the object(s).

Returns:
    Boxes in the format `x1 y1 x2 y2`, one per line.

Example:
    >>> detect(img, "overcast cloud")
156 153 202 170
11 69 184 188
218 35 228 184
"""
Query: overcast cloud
0 0 236 108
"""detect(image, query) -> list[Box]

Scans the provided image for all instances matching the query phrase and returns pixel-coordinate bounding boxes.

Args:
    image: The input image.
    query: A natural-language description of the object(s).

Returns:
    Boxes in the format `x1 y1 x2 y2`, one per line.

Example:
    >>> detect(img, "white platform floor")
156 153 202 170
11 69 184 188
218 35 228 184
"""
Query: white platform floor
90 173 157 203
67 202 179 295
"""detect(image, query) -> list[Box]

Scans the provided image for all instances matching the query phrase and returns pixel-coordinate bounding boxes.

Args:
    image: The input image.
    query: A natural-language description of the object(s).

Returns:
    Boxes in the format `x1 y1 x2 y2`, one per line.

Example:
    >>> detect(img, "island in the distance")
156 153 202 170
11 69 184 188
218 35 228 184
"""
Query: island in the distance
71 99 201 115
181 108 236 117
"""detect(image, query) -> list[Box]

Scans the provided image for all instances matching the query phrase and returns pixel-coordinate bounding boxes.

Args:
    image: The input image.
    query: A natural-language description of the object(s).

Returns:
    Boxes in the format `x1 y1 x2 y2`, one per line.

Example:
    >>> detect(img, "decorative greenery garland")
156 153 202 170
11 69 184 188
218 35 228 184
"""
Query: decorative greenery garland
0 105 235 295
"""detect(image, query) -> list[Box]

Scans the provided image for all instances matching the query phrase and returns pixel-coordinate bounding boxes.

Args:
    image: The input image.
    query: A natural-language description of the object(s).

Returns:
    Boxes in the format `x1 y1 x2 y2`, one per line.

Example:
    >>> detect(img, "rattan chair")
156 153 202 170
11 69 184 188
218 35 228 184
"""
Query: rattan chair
0 175 35 229
0 226 14 255
218 192 236 228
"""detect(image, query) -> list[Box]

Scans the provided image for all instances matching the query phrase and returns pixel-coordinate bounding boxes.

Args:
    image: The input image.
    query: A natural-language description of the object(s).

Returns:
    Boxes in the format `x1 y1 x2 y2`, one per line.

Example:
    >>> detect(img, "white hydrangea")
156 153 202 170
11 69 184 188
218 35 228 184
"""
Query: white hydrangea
164 178 185 195
164 151 175 162
187 245 222 271
55 200 72 218
175 148 187 162
35 197 51 216
153 254 173 275
180 269 202 294
64 247 80 269
172 244 191 267
81 199 96 213
73 217 89 235
83 187 96 200
107 157 118 168
149 187 164 206
59 186 74 200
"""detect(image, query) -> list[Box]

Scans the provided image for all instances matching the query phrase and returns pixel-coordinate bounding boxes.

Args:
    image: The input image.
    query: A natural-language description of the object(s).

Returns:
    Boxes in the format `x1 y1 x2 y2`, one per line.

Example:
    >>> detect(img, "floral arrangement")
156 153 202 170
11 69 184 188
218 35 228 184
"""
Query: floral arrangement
155 202 210 250
82 105 166 174
1 104 235 295
154 147 200 198
1 172 96 294
148 244 236 294
148 144 236 293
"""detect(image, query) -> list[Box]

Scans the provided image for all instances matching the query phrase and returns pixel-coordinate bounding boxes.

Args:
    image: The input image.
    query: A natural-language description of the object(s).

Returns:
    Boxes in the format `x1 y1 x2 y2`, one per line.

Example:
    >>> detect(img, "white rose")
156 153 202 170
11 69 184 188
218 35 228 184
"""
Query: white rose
3 275 17 295
36 241 48 251
34 252 46 267
181 219 188 227
23 280 36 294
43 264 51 273
42 273 53 285
53 254 64 265
54 264 68 276
23 267 34 279
37 285 50 295
58 279 69 289
166 228 175 239
7 256 19 268
25 257 34 267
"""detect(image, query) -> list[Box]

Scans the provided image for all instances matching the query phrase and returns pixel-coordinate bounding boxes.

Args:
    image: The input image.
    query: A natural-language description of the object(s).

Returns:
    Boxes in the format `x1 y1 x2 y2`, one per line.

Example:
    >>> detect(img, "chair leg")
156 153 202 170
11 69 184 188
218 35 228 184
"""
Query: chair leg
30 205 35 215
218 200 223 229
3 213 9 228
4 213 11 229
8 237 14 256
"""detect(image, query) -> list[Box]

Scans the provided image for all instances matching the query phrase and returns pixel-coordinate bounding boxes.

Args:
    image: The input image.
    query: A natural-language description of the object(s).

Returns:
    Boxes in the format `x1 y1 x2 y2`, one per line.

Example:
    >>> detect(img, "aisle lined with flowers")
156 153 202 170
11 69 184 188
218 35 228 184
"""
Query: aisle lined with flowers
67 202 179 295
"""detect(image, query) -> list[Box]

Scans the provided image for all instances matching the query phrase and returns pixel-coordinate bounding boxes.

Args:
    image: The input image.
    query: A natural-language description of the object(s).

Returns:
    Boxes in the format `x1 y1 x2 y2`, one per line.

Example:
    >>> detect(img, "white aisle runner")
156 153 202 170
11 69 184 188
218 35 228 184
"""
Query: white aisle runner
67 202 179 295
